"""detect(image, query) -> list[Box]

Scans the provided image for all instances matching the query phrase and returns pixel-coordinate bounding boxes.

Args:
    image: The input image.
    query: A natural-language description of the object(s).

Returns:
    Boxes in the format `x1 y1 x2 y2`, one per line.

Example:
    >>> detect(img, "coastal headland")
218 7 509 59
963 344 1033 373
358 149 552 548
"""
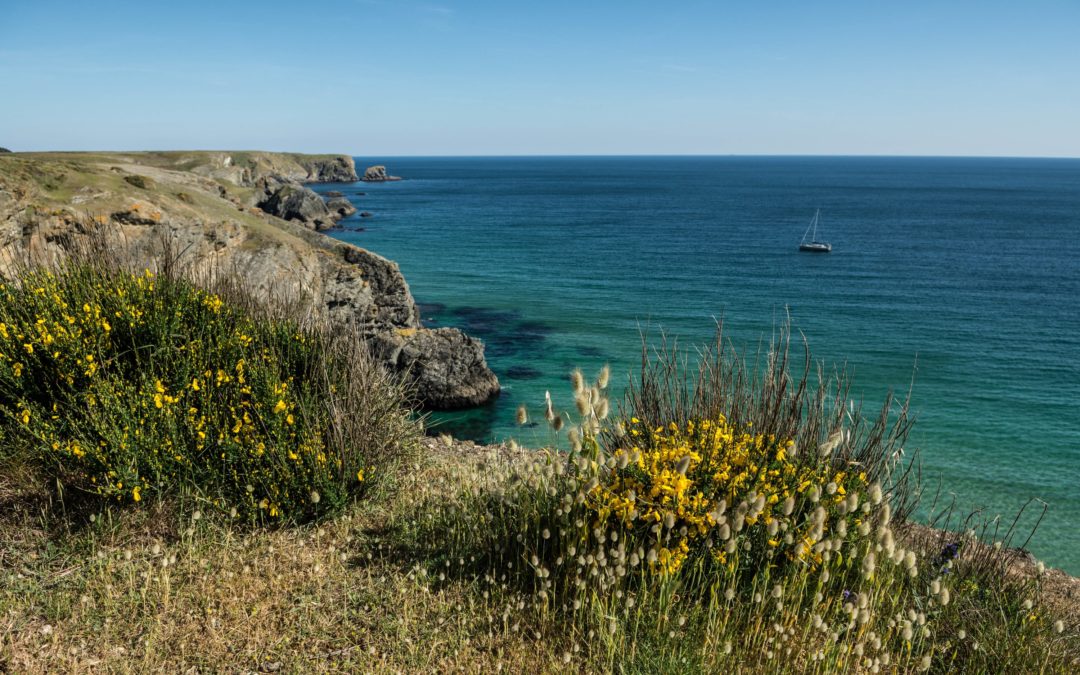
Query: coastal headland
0 150 499 409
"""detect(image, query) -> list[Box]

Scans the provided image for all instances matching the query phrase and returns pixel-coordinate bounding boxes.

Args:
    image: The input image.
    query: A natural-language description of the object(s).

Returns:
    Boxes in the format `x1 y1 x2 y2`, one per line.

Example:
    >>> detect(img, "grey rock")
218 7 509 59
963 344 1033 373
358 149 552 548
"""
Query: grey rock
373 328 500 409
300 155 358 183
361 165 402 182
257 184 335 230
325 196 357 219
359 211 373 218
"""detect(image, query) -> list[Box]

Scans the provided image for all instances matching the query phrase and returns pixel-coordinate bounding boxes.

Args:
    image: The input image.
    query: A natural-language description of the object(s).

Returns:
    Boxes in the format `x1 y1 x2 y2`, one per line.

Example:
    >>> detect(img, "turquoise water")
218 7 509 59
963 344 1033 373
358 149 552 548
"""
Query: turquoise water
314 156 1080 573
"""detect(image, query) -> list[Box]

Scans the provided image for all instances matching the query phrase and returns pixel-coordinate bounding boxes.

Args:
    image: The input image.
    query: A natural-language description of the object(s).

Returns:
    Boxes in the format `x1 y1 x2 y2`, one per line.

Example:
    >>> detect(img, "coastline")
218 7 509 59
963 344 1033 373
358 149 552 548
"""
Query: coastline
0 150 499 410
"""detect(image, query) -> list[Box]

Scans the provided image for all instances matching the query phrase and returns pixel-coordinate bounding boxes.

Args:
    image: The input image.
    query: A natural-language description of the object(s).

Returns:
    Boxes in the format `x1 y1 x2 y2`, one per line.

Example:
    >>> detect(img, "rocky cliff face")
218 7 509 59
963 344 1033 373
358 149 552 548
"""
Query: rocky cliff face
0 151 499 410
255 183 338 231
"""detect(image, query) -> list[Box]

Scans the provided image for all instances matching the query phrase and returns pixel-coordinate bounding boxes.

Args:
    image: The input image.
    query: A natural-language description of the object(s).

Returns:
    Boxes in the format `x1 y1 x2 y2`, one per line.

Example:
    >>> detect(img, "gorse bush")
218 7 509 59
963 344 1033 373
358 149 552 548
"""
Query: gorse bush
591 416 867 576
406 329 1073 672
0 263 416 521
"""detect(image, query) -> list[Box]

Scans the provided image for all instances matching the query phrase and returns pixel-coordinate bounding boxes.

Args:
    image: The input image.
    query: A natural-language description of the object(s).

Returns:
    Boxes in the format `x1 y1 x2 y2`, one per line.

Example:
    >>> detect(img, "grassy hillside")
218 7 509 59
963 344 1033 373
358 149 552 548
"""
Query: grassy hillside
0 150 343 257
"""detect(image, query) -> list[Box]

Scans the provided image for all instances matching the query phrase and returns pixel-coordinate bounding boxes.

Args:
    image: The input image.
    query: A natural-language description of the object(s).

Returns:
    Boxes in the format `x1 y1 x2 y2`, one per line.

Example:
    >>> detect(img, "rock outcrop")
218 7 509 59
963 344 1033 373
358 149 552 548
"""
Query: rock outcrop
325 196 357 219
372 328 502 409
0 151 499 410
256 183 337 230
361 165 402 182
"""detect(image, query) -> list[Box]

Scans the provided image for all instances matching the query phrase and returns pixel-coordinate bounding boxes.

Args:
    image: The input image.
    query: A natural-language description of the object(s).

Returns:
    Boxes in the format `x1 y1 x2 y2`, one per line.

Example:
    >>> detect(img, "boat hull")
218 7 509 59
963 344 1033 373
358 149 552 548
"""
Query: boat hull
799 242 832 253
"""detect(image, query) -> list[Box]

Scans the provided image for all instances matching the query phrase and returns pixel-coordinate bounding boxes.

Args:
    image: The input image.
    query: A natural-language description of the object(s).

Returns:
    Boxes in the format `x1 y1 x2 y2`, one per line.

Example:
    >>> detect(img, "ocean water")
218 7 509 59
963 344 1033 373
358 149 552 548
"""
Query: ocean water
313 156 1080 573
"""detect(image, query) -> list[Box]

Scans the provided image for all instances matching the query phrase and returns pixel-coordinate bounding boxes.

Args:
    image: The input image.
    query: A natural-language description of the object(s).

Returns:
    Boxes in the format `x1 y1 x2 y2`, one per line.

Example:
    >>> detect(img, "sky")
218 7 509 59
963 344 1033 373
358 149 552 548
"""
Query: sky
1 0 1078 156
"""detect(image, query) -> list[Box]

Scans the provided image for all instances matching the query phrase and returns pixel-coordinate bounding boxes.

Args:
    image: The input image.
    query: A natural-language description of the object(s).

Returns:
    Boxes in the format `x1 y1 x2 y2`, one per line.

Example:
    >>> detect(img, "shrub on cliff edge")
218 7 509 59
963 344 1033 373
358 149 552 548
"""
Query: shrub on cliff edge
0 263 418 522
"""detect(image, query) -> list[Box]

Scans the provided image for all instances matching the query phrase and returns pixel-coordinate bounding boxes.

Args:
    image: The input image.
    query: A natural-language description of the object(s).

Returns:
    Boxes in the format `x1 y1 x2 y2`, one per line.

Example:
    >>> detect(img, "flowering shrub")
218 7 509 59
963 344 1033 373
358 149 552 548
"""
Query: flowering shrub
416 346 1041 672
0 266 374 520
588 416 867 575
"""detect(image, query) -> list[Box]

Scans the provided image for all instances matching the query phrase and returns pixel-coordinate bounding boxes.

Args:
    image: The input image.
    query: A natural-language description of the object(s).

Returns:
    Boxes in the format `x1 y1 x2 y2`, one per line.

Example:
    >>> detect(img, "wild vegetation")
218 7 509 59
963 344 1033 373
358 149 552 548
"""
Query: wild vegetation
0 255 1076 672
404 335 1077 672
0 257 416 523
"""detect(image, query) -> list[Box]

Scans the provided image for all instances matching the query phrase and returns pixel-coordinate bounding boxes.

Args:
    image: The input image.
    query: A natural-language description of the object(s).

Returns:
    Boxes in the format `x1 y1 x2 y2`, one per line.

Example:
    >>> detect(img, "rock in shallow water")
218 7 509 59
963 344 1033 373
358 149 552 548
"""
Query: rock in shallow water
325 196 357 219
372 328 500 409
361 165 402 182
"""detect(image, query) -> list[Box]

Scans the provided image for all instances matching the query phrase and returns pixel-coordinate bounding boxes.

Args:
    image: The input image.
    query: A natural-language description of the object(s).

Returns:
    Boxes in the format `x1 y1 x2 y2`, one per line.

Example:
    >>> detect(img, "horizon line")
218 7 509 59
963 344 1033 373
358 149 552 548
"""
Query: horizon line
7 149 1080 161
344 152 1080 161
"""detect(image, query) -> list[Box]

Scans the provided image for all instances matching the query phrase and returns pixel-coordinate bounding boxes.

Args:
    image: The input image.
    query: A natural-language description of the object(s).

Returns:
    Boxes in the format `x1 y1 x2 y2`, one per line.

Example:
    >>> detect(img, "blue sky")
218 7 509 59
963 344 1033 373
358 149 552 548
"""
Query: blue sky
1 0 1078 156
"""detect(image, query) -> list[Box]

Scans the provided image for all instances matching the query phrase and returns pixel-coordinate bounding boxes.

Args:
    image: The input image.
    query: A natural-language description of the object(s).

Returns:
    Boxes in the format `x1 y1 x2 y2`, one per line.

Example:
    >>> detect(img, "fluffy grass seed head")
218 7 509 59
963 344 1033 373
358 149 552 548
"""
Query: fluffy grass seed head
596 364 610 389
570 369 585 394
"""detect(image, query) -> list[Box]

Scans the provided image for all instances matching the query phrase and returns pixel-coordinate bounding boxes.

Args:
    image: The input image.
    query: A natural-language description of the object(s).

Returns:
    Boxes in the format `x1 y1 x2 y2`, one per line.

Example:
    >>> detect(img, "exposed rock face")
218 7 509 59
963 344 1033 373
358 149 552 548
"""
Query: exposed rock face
300 155 358 183
362 165 402 182
372 328 501 409
0 151 499 410
325 196 357 219
256 183 336 230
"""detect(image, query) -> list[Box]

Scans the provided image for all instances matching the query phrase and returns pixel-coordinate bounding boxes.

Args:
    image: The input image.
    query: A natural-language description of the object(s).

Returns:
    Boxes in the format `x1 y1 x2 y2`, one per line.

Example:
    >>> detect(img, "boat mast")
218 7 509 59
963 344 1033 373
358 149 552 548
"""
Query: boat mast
801 209 820 244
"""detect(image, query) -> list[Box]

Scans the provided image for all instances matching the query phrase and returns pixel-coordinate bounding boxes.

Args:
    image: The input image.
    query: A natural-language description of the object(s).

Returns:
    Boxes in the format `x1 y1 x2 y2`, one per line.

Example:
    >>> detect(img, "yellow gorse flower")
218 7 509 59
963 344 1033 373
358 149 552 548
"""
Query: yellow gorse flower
586 416 851 575
0 266 362 521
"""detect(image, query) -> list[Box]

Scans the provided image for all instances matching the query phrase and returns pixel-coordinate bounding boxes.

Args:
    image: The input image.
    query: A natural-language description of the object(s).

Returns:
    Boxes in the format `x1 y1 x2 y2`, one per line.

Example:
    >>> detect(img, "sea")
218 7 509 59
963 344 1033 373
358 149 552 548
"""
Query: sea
311 156 1080 574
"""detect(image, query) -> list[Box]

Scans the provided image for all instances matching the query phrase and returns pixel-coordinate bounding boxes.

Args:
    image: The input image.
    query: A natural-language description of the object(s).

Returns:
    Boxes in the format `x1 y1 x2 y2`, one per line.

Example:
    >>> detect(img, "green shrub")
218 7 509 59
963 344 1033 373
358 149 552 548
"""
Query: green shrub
407 329 1074 672
0 264 415 521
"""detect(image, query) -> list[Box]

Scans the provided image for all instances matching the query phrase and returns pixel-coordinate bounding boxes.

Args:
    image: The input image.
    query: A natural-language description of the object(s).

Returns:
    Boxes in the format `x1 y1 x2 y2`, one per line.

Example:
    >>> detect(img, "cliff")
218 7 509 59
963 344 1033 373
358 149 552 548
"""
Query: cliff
0 151 499 409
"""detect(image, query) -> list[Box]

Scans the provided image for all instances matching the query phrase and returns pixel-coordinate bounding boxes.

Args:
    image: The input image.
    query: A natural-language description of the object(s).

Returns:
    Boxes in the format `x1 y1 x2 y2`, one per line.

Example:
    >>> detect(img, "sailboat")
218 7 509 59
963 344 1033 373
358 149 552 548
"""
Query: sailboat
799 209 832 253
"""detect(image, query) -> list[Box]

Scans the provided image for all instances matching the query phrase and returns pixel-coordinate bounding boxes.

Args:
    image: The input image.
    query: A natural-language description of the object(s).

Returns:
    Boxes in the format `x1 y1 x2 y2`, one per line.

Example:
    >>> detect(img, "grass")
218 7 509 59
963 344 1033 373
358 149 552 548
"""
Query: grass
0 257 1077 672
